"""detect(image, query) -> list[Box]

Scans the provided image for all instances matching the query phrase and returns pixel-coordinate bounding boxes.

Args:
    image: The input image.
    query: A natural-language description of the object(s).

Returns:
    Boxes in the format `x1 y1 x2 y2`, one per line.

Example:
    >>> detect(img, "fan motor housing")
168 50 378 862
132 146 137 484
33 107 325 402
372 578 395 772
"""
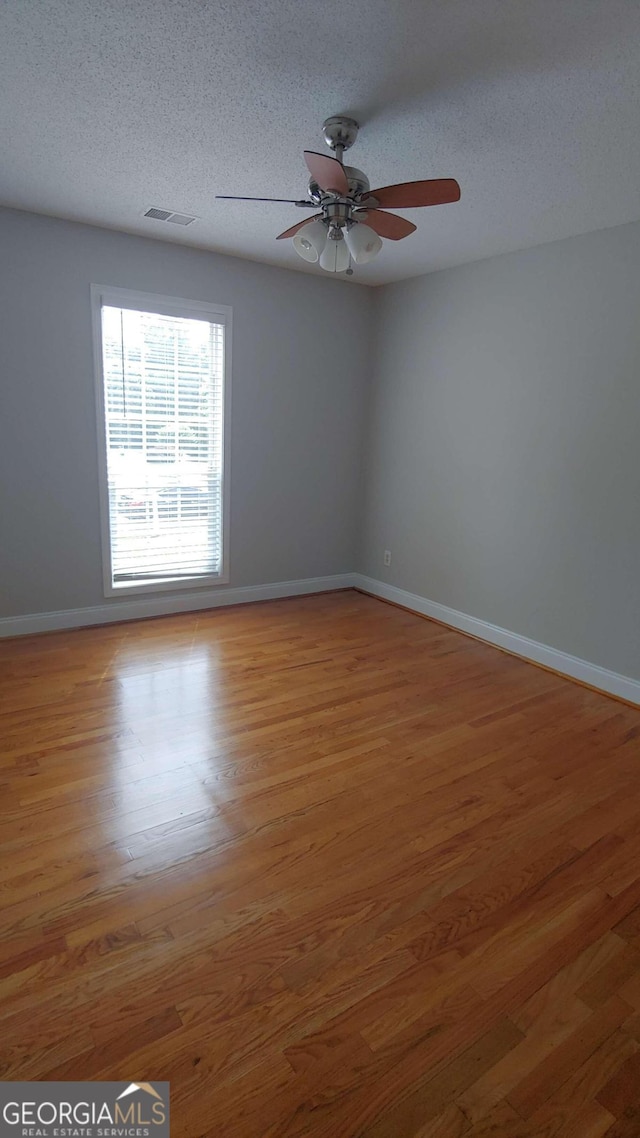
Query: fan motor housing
343 166 370 198
308 166 370 206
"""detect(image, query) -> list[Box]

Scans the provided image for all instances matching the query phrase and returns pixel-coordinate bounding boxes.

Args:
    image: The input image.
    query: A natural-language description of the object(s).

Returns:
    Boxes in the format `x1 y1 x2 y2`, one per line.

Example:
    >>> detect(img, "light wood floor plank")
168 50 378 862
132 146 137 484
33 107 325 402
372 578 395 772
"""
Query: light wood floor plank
1 590 640 1136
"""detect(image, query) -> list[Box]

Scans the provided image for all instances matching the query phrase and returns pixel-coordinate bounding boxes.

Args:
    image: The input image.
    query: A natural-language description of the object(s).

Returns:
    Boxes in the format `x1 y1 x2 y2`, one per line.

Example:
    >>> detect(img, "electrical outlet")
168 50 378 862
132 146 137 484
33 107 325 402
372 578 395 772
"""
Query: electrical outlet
383 550 392 567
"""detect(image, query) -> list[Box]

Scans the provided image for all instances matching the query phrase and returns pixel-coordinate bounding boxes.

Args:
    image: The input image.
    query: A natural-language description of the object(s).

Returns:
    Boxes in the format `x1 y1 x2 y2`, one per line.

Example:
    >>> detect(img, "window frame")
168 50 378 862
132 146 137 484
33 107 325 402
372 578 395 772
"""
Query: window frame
91 284 232 596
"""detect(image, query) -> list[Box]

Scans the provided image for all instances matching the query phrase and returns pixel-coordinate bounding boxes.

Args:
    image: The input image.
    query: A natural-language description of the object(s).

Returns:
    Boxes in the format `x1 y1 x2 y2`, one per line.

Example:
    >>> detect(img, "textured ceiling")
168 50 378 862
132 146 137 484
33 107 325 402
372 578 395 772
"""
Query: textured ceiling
1 0 640 285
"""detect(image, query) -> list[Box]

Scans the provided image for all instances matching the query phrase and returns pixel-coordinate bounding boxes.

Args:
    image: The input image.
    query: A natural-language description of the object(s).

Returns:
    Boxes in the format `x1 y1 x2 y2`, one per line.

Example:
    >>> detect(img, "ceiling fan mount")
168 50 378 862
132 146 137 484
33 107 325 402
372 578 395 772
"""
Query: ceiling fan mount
216 115 460 273
321 114 360 157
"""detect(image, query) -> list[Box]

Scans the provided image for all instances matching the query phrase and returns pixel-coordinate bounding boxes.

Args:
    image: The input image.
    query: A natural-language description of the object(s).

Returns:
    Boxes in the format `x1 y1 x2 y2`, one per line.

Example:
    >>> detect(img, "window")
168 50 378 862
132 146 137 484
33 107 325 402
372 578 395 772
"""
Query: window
92 287 231 594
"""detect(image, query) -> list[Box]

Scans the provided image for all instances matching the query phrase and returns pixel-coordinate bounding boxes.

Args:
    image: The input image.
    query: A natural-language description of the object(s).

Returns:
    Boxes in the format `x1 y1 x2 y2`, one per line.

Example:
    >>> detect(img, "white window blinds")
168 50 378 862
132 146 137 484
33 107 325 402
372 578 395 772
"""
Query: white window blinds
98 302 227 589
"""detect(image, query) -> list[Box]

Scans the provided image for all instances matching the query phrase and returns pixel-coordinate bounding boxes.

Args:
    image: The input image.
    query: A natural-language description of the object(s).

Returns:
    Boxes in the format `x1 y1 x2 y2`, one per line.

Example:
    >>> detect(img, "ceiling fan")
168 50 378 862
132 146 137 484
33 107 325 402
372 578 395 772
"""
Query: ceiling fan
216 115 461 274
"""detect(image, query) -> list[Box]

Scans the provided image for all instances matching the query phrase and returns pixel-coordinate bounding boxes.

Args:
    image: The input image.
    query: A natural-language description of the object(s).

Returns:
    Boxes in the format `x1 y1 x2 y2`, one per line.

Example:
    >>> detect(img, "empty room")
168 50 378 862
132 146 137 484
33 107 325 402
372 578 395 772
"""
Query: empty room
2 1 640 1135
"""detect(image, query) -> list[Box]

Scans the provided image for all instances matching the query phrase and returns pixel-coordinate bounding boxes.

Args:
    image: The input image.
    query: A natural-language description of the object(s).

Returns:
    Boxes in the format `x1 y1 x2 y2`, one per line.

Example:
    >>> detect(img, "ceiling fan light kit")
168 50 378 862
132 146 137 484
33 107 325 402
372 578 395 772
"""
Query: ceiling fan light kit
344 222 383 264
217 116 460 275
319 230 350 273
292 218 327 262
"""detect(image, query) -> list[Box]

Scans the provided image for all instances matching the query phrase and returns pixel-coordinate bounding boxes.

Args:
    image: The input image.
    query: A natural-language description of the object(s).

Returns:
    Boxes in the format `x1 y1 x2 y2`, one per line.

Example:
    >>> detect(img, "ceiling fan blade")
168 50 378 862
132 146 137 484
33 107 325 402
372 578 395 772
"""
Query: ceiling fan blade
276 214 322 240
216 195 317 206
357 210 417 240
364 179 461 209
303 151 349 195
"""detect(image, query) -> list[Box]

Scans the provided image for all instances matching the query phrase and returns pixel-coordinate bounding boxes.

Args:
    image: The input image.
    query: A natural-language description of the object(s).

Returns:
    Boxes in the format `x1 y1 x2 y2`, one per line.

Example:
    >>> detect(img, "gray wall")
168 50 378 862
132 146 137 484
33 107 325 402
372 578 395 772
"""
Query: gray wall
3 205 640 681
362 222 640 679
0 208 372 618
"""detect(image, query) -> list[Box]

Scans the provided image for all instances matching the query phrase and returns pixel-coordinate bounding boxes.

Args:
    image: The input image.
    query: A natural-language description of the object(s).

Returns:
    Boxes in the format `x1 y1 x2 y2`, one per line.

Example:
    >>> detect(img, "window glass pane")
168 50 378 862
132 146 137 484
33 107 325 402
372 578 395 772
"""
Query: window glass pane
100 305 225 586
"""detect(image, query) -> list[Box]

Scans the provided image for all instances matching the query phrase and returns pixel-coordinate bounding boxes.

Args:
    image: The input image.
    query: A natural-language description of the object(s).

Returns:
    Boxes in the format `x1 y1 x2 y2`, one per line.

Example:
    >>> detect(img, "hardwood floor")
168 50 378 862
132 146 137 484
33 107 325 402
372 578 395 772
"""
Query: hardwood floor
1 590 640 1136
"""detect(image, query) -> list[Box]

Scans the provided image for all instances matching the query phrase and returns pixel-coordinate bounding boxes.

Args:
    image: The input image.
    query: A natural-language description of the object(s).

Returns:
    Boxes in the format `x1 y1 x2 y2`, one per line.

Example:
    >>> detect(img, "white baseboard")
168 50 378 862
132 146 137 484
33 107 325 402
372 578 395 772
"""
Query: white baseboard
354 574 640 706
5 572 638 706
0 573 358 638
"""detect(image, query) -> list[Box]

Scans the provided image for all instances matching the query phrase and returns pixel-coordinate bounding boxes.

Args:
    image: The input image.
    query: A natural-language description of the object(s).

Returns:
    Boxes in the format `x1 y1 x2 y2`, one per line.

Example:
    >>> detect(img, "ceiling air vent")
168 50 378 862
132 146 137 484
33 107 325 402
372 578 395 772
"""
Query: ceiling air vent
167 213 196 226
144 207 197 225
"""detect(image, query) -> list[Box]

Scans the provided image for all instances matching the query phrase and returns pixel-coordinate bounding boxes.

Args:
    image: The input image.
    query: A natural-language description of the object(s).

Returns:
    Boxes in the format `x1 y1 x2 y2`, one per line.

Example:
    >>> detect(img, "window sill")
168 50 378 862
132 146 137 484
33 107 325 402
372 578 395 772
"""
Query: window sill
105 572 229 597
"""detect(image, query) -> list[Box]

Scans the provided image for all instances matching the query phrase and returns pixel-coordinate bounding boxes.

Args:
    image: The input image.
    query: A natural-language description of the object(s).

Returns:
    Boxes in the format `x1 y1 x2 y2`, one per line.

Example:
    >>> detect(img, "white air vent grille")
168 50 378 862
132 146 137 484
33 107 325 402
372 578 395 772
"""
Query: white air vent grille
144 207 197 225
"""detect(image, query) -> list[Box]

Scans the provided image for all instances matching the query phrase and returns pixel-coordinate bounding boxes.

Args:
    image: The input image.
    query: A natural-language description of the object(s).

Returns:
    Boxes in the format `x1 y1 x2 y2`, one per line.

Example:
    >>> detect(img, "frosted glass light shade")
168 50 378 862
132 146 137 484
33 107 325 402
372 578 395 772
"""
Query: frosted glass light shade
319 233 350 273
344 222 383 264
293 220 327 263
